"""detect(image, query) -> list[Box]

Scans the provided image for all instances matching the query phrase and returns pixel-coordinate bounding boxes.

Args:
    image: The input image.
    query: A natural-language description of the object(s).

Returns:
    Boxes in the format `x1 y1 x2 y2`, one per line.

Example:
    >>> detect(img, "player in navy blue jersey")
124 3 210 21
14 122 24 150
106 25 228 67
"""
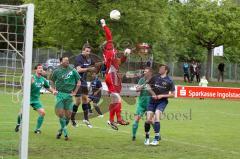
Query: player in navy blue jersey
88 72 103 117
144 64 175 146
71 43 96 128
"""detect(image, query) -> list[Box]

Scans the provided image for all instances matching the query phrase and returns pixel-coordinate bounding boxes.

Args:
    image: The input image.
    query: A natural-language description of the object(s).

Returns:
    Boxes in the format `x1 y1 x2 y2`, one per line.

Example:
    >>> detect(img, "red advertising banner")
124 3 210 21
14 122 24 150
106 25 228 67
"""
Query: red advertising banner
176 86 240 99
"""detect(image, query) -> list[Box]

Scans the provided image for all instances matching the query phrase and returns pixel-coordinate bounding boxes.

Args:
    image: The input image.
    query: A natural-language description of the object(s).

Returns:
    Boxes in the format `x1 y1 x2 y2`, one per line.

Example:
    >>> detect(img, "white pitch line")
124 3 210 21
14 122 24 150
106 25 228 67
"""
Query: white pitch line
1 122 239 155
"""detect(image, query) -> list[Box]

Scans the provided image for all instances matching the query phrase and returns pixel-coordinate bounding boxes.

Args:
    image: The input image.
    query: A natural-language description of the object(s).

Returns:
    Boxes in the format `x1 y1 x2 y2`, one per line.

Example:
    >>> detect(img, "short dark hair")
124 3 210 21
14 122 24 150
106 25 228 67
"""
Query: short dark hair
159 64 170 74
82 43 91 51
144 67 153 72
34 64 42 70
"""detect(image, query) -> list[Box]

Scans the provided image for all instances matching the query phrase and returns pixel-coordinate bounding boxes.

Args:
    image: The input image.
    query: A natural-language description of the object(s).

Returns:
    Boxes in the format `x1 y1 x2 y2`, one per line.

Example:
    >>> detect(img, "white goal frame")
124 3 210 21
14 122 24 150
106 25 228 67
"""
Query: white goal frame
0 4 34 159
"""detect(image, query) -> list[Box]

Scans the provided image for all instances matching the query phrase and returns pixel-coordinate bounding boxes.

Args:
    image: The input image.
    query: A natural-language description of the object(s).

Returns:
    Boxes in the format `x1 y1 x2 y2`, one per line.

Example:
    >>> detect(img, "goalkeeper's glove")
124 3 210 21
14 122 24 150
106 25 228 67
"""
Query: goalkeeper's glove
124 48 131 56
100 19 106 27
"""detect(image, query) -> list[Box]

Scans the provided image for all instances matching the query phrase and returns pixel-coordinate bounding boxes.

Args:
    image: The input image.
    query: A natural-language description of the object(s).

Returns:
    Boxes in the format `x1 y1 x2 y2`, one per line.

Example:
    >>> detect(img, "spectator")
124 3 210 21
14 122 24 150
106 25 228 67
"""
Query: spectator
190 60 197 82
183 61 190 82
218 62 225 82
199 76 208 100
196 62 201 83
199 76 208 87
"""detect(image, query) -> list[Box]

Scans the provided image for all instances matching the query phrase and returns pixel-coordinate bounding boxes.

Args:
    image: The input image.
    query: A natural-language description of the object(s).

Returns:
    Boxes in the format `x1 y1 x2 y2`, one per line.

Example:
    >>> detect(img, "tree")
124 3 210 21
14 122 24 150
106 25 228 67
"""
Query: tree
22 0 176 67
165 1 207 64
172 0 240 80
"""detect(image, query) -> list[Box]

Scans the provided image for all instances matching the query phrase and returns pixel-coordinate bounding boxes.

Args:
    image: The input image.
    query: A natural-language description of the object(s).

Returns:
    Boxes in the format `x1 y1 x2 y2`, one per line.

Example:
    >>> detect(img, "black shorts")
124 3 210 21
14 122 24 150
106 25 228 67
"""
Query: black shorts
88 95 101 104
75 86 88 97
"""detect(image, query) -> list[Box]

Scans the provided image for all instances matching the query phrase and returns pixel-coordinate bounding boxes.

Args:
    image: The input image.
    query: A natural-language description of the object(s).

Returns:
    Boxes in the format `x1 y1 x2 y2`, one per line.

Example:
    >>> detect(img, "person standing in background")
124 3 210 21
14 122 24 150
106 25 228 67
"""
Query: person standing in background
196 61 201 83
190 60 197 82
183 61 190 82
218 62 225 82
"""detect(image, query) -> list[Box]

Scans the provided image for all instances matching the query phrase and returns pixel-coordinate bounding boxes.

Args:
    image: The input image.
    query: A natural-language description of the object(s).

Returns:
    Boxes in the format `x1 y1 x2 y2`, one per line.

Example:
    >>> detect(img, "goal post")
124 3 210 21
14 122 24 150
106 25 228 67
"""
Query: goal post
0 4 34 159
20 4 34 159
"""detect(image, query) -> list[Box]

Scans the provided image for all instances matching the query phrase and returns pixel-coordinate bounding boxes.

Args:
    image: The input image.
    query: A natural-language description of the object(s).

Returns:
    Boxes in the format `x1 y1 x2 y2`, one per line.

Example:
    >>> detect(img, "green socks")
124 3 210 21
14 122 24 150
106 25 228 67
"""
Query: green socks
59 117 68 136
17 114 22 125
36 115 44 130
132 120 139 137
66 119 69 126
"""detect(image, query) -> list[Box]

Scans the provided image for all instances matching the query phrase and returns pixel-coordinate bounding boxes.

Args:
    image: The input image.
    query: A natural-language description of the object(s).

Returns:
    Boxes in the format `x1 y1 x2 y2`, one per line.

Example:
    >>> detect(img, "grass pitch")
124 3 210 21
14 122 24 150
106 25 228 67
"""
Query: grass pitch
0 94 240 159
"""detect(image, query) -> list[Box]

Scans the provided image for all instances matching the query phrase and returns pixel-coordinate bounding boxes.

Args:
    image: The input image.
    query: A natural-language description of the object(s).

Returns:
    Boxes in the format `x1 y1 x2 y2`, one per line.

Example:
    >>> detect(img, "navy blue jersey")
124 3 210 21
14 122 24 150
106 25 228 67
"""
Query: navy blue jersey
75 54 95 86
148 74 175 99
90 77 102 96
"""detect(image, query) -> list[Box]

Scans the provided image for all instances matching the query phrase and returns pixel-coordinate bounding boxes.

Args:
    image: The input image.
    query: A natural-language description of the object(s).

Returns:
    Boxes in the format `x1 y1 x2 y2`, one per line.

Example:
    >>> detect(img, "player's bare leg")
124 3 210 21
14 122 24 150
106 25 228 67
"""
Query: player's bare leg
82 94 93 128
144 111 154 145
93 102 103 117
132 115 141 141
15 107 46 134
63 109 72 140
34 108 46 134
55 108 69 140
71 96 81 127
150 110 162 146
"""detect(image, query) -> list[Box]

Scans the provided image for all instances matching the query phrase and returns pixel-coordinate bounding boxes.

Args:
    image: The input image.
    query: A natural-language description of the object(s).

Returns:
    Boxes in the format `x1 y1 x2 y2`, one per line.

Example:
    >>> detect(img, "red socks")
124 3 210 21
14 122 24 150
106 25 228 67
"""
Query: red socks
109 103 122 122
109 103 116 122
115 103 122 122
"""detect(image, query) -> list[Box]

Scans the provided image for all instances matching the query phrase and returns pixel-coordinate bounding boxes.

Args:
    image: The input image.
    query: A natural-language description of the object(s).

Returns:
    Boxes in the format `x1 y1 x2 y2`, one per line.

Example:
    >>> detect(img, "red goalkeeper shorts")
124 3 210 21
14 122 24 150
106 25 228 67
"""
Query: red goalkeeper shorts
105 73 122 93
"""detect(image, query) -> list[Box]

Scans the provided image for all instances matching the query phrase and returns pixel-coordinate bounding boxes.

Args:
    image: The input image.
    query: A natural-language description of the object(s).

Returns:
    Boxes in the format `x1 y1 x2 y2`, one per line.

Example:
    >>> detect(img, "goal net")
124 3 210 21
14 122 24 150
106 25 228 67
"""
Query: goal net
0 4 34 159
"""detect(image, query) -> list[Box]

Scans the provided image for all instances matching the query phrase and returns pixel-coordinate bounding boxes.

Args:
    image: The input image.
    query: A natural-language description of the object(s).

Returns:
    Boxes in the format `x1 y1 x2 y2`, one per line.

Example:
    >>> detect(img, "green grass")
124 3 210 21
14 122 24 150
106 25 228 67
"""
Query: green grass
0 94 240 159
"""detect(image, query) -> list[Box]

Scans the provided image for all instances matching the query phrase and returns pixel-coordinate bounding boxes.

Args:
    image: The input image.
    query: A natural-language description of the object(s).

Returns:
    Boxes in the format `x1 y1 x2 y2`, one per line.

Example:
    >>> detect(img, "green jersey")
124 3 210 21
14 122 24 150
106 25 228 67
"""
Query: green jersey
138 77 150 98
135 77 151 116
31 74 50 102
51 65 81 93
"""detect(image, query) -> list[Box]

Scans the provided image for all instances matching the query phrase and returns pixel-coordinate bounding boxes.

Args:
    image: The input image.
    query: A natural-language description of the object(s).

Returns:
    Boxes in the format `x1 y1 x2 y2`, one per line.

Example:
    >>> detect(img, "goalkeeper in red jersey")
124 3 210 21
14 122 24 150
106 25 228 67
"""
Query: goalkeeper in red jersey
100 19 131 130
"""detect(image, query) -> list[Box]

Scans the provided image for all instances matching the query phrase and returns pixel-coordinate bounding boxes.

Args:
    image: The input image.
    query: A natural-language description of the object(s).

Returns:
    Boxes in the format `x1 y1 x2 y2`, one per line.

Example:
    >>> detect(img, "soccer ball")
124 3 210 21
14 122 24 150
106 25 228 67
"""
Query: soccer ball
110 10 121 20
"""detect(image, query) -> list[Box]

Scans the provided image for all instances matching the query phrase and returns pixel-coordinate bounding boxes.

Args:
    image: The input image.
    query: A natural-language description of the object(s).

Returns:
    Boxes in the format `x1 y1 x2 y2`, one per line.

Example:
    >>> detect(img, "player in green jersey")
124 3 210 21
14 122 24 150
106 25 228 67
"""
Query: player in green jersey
15 64 56 134
50 57 81 140
132 67 153 141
